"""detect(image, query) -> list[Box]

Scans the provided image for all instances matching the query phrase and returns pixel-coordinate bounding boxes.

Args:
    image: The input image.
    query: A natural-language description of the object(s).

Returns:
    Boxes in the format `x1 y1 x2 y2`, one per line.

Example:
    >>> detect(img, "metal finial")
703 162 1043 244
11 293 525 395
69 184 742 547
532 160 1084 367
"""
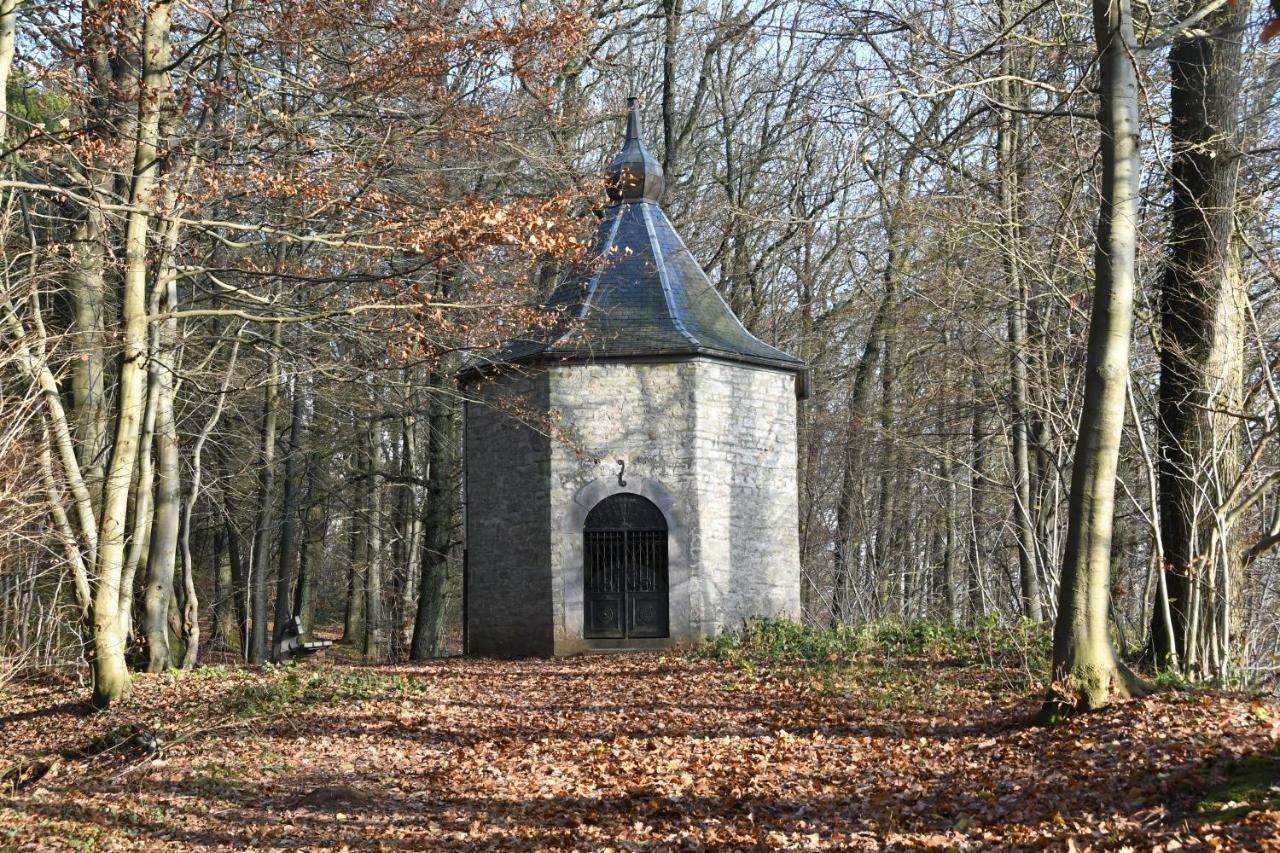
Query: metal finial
625 96 641 143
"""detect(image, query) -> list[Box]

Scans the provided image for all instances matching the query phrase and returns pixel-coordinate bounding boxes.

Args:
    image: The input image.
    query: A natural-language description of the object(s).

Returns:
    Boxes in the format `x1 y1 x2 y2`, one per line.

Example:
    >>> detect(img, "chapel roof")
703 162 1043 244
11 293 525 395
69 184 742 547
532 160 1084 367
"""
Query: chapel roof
458 99 807 387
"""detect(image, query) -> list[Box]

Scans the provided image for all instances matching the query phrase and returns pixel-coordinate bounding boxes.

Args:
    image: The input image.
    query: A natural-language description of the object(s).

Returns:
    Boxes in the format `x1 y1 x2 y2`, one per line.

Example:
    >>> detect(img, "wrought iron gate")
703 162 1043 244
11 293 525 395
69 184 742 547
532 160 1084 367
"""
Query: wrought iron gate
583 494 669 639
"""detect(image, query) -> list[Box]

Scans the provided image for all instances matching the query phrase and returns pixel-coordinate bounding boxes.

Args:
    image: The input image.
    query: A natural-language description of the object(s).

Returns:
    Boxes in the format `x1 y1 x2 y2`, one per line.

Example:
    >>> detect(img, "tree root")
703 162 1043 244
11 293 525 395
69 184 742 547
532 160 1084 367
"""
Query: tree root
1036 659 1157 725
1114 659 1155 699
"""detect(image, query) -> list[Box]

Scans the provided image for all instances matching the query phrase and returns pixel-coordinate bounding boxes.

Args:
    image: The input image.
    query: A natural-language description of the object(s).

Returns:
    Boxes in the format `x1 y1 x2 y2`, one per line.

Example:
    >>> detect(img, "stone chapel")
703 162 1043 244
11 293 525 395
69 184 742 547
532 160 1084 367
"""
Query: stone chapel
457 99 808 655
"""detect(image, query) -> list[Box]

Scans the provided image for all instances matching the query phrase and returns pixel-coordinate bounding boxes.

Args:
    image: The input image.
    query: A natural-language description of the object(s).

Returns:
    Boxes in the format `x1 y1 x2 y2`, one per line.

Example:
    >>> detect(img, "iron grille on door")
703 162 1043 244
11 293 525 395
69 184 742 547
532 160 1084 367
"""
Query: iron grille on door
583 494 669 639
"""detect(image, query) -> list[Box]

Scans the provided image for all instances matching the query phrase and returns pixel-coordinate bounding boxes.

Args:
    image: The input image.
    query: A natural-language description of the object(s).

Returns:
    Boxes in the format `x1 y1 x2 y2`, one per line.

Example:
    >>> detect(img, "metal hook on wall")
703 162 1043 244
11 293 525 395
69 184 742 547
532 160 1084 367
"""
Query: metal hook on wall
617 459 627 487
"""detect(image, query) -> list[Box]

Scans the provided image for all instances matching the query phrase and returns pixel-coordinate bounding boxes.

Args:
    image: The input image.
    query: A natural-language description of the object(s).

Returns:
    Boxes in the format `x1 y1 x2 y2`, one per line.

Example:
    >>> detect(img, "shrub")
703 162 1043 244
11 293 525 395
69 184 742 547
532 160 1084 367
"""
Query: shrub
696 618 862 666
220 667 410 718
695 616 1052 683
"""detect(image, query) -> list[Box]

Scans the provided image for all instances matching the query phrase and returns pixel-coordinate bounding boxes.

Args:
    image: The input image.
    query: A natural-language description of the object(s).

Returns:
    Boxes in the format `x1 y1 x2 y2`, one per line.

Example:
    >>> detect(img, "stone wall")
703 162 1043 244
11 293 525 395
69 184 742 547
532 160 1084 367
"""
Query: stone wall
546 361 701 653
691 359 802 632
463 369 553 656
545 357 800 651
464 356 801 656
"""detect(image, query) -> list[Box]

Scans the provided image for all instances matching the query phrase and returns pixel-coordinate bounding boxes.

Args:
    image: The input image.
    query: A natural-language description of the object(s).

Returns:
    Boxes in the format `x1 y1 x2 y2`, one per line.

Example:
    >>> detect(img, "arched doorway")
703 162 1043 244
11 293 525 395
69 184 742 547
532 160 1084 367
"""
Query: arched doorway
583 493 669 639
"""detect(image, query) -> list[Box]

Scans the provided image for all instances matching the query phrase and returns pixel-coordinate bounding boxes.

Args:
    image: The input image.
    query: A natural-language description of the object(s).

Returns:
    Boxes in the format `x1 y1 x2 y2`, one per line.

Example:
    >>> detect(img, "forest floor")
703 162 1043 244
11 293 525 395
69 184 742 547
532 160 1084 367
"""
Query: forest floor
2 628 1280 850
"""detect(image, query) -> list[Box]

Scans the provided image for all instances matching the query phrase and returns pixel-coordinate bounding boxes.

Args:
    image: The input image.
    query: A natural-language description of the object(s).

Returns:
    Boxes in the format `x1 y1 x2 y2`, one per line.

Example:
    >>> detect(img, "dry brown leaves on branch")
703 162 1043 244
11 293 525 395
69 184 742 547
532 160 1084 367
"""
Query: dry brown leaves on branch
1 652 1278 850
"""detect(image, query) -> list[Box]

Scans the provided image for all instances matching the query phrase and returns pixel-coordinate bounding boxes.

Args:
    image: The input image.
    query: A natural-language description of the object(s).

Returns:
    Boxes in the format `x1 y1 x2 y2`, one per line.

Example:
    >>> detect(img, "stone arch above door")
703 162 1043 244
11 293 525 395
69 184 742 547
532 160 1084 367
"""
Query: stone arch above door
557 475 691 651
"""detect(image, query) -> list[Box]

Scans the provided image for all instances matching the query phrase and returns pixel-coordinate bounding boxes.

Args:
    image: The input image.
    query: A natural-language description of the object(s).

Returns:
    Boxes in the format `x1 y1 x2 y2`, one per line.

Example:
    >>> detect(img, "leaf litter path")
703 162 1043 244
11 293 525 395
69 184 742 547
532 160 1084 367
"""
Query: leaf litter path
2 653 1279 850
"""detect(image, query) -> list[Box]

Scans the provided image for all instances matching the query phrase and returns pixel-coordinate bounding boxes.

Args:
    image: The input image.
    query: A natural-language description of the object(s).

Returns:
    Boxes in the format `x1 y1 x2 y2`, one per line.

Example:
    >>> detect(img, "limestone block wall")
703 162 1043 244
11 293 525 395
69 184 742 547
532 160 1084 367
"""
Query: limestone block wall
690 359 801 632
545 357 800 651
547 361 701 654
463 369 553 656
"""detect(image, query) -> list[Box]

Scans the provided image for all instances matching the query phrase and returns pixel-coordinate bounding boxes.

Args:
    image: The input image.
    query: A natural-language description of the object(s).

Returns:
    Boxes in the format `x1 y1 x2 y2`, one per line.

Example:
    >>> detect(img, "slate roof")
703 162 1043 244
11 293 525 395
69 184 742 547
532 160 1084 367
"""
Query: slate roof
459 101 807 386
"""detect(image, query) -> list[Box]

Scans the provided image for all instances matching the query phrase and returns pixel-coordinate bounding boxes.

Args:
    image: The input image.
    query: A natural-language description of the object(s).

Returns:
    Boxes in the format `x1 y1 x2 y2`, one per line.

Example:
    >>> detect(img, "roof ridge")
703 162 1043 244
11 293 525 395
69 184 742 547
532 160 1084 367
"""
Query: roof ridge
650 206 800 364
641 202 701 350
544 205 625 354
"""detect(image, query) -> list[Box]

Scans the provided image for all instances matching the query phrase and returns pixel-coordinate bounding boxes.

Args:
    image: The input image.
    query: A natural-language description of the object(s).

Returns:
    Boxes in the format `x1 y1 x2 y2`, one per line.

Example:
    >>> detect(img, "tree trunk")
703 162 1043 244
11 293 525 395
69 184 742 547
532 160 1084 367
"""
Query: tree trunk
271 379 305 659
248 325 281 664
936 328 959 625
873 304 899 617
830 297 889 627
968 383 989 626
211 527 236 649
342 495 366 645
295 482 326 642
89 0 174 707
120 360 159 643
999 10 1043 623
1151 0 1247 672
829 455 856 627
176 338 236 668
166 589 184 663
412 370 457 660
1030 350 1061 618
68 217 109 514
388 413 422 661
142 275 181 672
363 422 385 660
225 514 247 652
941 452 959 625
660 0 683 173
1040 0 1151 720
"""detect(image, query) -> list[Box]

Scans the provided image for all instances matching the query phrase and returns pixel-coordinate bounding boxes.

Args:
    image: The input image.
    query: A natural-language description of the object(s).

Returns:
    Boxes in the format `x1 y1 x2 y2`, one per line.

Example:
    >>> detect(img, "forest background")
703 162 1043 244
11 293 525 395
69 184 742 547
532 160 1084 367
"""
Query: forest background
0 0 1279 713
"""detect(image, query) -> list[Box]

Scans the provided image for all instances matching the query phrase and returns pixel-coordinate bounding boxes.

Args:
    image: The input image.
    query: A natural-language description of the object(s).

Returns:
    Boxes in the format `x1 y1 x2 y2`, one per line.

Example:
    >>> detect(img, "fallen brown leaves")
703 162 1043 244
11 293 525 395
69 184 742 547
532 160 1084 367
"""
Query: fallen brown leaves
1 653 1278 850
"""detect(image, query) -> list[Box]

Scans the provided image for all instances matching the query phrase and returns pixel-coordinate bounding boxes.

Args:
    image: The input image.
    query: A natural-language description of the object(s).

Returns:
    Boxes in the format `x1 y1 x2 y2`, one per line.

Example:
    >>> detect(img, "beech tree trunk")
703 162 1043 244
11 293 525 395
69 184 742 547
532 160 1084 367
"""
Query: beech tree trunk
830 297 889 627
941 451 959 625
210 527 234 648
363 422 385 660
1041 0 1151 720
660 0 683 173
120 363 159 643
176 339 236 668
968 382 990 625
295 481 326 642
388 413 422 661
342 497 366 645
998 9 1043 623
874 297 900 616
89 0 175 707
143 274 180 672
293 401 328 642
271 380 305 659
225 513 247 651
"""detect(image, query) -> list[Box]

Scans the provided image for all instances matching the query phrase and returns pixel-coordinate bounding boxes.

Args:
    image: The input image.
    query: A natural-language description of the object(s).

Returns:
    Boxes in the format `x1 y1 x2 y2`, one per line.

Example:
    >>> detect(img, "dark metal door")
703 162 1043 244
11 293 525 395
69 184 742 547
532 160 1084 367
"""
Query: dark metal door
583 494 669 640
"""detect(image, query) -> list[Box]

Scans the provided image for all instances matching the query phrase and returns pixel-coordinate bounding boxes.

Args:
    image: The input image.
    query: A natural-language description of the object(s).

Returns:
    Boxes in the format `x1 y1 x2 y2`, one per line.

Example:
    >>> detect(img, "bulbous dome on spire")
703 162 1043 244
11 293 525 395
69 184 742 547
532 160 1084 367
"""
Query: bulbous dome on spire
605 97 664 205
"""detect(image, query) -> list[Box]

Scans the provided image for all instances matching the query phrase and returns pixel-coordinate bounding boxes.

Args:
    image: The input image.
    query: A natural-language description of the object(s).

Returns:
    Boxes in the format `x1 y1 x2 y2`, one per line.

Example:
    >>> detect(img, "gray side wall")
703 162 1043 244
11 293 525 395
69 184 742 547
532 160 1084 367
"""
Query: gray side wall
692 359 802 633
463 370 553 656
464 357 801 656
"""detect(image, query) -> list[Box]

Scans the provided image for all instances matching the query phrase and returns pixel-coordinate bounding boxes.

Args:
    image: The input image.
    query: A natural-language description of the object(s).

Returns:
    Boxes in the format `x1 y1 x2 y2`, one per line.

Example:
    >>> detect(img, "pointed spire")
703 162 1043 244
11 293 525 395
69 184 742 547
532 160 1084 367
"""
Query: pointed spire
605 97 664 205
624 96 641 142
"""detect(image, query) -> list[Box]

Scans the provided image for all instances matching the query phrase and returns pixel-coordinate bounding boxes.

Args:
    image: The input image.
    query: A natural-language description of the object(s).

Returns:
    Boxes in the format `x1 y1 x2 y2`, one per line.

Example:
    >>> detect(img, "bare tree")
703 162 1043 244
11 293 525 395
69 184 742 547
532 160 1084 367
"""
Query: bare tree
1041 0 1152 720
